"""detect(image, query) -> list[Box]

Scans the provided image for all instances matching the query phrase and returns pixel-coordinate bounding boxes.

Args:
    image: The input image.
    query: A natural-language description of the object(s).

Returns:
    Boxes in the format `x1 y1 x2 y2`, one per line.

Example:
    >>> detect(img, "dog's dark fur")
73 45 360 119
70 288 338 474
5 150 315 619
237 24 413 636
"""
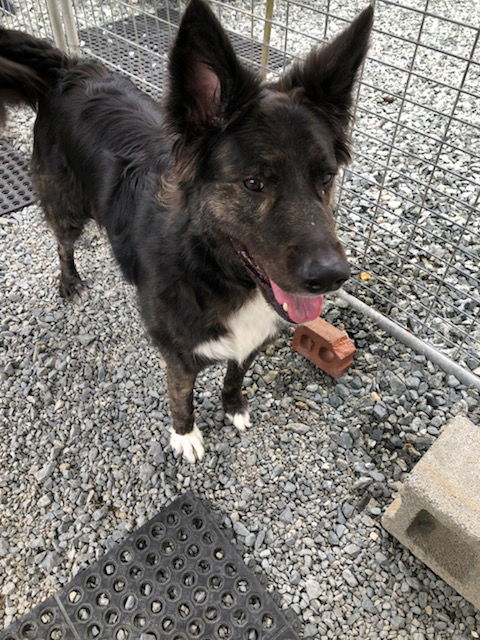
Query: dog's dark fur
0 0 373 461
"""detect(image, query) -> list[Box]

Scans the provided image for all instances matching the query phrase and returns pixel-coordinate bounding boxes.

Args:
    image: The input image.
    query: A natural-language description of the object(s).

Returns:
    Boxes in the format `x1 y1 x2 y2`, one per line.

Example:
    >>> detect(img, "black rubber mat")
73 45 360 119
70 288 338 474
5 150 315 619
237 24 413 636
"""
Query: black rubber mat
79 10 289 99
1 492 300 640
0 140 36 215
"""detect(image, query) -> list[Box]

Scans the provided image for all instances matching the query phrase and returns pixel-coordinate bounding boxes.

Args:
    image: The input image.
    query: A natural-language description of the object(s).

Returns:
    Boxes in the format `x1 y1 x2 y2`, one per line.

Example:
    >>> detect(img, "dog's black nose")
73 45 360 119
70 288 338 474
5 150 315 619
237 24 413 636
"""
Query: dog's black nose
300 257 351 293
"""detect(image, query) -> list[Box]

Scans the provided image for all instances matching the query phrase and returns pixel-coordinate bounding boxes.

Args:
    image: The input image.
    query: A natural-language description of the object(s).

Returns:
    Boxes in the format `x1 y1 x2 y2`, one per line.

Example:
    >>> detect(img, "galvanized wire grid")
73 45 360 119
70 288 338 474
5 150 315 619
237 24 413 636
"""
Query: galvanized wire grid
2 0 479 373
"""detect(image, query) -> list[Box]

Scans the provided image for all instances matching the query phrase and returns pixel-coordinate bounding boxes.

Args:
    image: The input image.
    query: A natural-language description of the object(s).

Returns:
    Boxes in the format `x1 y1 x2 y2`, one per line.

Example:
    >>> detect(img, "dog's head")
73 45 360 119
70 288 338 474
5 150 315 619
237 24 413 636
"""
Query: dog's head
166 0 373 323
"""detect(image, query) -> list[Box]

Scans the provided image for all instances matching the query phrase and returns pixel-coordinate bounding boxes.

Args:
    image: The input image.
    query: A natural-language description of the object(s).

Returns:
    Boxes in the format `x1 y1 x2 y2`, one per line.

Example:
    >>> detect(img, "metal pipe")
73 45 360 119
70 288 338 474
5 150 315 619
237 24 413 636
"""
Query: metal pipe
336 290 480 391
45 0 68 51
261 0 275 75
59 0 80 55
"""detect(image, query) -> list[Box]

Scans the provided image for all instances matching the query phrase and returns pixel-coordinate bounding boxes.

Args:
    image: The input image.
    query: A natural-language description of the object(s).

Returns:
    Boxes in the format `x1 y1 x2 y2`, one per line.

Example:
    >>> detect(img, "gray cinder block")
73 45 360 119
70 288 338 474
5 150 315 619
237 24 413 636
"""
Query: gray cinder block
382 415 480 609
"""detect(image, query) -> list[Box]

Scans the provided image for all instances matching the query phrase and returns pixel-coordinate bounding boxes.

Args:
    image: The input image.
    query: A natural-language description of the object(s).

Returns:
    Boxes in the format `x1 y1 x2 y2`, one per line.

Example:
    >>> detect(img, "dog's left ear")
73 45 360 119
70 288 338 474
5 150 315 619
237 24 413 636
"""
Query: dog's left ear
270 6 373 162
167 0 259 136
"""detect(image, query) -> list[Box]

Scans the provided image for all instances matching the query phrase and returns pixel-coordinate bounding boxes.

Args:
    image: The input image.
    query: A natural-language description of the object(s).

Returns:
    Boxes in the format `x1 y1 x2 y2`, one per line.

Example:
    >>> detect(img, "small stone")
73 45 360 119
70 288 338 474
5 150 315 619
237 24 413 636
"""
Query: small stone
342 568 358 587
373 404 388 420
78 333 95 346
286 422 310 435
38 494 52 508
279 507 293 524
305 579 322 600
233 521 250 537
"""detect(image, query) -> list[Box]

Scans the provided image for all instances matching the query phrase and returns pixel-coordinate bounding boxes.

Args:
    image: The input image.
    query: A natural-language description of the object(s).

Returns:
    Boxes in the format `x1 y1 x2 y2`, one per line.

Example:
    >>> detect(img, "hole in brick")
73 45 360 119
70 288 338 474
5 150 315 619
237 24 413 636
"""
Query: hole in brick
140 582 153 597
116 628 129 640
40 609 54 624
119 549 133 563
318 347 334 362
299 334 314 351
151 523 166 539
406 509 476 581
244 630 258 640
20 622 37 638
87 623 101 638
86 575 99 590
96 592 109 607
232 609 247 626
49 628 63 640
197 559 210 574
181 502 193 515
151 599 164 614
187 543 200 557
133 613 147 628
188 619 203 637
105 609 119 625
68 588 82 604
178 602 191 618
192 517 203 530
205 606 218 621
113 578 126 592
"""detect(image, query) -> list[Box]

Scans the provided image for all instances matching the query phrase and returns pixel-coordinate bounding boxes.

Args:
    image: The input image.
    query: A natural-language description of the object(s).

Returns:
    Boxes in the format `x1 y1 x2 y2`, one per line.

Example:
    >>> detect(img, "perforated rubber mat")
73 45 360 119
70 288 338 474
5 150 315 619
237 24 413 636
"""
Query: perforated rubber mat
0 140 36 215
79 10 289 99
1 492 300 640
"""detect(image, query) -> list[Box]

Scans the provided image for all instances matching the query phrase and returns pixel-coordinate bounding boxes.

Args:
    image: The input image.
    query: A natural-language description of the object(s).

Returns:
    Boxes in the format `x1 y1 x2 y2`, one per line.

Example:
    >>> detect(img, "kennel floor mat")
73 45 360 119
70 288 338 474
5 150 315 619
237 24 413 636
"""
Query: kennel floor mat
0 140 36 215
1 492 300 640
79 9 289 99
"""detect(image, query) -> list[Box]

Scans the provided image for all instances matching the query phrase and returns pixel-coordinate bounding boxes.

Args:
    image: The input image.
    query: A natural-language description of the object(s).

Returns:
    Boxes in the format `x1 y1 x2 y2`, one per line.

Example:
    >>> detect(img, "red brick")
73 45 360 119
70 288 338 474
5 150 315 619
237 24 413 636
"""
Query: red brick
292 317 356 378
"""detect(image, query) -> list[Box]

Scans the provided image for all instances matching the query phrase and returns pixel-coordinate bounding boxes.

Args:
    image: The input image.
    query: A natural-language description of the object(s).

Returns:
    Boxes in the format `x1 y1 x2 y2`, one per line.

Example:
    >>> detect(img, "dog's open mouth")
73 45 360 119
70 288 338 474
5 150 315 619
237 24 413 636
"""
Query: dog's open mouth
233 243 323 324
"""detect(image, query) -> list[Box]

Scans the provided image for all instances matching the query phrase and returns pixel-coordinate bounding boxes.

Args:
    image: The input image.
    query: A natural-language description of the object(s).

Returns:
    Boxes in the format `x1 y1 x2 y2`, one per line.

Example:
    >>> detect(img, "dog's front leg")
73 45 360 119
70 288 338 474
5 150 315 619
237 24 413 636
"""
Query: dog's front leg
166 358 204 463
222 353 256 432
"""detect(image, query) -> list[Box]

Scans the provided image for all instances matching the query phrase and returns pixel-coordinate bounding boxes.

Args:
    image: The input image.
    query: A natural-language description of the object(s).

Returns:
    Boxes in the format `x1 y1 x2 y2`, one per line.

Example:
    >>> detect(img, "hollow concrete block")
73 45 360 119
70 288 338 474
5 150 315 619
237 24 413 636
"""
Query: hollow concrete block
382 415 480 609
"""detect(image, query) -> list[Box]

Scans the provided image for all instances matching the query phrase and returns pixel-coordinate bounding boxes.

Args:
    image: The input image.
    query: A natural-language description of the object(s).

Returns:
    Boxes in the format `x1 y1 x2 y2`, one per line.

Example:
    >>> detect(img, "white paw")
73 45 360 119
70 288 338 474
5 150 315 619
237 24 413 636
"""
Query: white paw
170 425 205 463
226 410 251 432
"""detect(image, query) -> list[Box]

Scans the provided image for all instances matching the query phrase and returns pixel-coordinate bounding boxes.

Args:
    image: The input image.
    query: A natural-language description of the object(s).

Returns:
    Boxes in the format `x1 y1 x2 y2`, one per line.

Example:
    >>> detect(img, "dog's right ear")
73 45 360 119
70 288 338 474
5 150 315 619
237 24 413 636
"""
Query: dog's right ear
166 0 259 136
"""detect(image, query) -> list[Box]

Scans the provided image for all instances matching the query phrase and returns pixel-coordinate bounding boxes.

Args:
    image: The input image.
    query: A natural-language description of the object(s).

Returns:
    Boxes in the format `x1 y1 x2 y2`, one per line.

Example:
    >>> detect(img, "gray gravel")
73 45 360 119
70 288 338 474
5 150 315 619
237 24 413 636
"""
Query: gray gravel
1 1 480 638
1 187 479 637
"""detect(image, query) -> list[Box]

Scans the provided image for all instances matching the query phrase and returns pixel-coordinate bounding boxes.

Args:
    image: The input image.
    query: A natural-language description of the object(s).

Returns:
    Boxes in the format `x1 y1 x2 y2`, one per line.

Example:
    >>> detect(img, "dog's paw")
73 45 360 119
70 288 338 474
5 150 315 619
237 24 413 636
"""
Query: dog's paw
226 410 251 432
170 425 205 463
59 276 86 301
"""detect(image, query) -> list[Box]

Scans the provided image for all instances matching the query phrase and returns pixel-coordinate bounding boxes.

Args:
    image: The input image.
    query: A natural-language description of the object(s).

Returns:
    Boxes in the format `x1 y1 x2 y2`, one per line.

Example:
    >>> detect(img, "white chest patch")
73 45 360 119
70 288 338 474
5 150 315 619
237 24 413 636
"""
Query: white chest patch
194 290 282 364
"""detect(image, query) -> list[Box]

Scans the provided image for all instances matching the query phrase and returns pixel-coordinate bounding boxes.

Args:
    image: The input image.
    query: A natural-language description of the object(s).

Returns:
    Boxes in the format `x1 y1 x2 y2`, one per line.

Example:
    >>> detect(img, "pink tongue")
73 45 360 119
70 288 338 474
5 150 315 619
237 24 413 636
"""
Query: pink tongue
270 280 323 324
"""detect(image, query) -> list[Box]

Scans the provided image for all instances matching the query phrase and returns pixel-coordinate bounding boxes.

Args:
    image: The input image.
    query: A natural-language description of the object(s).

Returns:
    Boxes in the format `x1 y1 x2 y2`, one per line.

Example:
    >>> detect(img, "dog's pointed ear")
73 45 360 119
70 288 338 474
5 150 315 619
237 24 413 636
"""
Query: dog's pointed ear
270 6 373 160
167 0 259 135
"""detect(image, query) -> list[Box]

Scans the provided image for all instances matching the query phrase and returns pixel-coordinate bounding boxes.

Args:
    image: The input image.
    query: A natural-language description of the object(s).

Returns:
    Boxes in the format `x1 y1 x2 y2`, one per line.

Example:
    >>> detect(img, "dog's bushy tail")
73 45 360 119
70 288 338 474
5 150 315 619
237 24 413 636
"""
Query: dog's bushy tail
0 28 70 125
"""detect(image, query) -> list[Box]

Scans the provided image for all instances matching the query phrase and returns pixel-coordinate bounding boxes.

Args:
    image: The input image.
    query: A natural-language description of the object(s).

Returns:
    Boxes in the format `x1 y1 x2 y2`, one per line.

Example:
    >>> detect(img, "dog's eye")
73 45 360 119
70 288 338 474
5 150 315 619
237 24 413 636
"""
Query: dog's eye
323 173 335 187
243 178 264 193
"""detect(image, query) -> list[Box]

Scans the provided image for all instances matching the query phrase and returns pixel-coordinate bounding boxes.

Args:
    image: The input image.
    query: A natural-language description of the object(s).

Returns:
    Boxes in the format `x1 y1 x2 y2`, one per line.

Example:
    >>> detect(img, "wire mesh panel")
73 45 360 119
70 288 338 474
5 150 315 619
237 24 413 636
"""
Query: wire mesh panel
4 0 479 375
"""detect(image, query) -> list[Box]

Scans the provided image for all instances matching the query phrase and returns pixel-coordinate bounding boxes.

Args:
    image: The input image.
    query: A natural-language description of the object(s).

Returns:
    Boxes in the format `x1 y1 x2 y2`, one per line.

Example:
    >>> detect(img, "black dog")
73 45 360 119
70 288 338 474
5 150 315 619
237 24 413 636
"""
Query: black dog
0 0 373 462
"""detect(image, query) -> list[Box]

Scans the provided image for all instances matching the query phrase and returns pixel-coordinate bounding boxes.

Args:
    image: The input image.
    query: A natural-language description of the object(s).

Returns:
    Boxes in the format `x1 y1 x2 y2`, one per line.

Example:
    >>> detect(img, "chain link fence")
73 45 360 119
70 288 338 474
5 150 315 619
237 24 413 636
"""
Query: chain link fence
2 0 479 386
